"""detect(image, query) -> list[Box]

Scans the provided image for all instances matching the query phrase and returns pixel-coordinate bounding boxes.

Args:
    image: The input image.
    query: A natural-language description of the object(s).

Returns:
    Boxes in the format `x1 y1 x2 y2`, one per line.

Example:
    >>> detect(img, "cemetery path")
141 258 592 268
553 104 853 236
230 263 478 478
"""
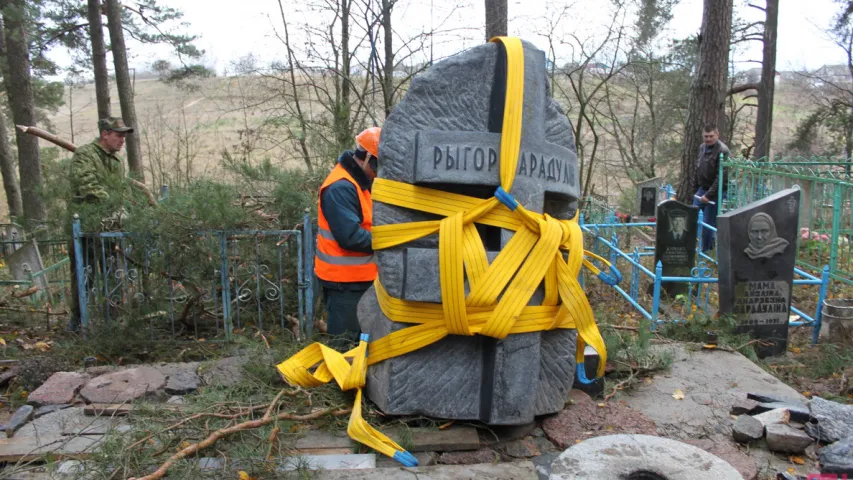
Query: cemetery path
621 343 809 479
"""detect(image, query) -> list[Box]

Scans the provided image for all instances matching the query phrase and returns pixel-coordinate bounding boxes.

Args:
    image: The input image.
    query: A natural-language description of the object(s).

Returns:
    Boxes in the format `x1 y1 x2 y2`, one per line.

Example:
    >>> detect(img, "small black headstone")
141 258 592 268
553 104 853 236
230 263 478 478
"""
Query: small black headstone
717 188 800 358
640 187 657 216
655 200 698 297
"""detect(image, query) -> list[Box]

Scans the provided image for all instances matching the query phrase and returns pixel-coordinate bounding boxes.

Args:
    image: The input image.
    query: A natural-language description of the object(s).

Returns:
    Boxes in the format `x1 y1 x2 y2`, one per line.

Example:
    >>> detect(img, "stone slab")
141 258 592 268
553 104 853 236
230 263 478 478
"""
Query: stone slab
820 436 853 476
718 188 800 357
320 461 538 479
620 343 806 477
730 398 759 415
0 435 103 462
765 423 813 453
549 434 742 480
541 391 657 448
753 408 790 426
684 437 759 480
165 371 201 395
14 407 125 440
6 239 47 291
34 404 71 419
637 177 663 217
753 401 810 422
277 454 376 471
806 396 853 443
438 448 499 465
199 357 246 388
27 372 89 406
389 427 480 453
296 430 357 451
79 366 166 403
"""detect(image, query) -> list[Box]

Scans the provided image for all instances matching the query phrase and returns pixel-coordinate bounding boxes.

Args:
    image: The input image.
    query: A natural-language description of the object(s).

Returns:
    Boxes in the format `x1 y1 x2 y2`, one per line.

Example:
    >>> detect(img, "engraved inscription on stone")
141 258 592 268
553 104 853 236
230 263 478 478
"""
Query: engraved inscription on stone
743 213 789 260
733 280 790 326
662 246 689 265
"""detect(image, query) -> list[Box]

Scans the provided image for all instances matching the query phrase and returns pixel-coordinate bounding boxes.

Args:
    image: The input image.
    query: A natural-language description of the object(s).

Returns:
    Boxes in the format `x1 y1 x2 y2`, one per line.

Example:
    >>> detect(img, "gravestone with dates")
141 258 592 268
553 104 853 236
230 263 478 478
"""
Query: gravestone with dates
717 188 800 357
358 40 582 424
655 200 698 297
638 177 663 217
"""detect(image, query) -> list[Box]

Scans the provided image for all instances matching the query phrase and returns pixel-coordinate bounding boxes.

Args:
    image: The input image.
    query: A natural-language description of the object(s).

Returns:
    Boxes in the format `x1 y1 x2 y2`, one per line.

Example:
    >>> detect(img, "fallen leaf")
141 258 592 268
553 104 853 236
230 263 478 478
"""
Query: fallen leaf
238 471 257 480
177 440 191 451
597 402 606 407
787 467 797 475
790 456 805 465
34 341 50 352
802 391 812 398
791 347 802 354
702 344 717 349
0 338 5 346
438 420 455 430
672 389 685 400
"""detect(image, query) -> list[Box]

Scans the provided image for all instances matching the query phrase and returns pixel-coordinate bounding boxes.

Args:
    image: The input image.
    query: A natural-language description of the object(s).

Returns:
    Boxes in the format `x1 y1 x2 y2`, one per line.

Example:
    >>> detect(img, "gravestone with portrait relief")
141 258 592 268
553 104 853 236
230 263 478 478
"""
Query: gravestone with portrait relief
655 200 698 297
717 188 800 357
637 177 663 217
357 40 581 424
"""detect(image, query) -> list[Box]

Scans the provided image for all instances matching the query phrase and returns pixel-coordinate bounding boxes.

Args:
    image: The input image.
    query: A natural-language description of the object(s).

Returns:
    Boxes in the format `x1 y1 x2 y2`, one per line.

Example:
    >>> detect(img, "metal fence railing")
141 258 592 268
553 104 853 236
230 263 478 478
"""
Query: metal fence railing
71 215 314 341
721 157 853 285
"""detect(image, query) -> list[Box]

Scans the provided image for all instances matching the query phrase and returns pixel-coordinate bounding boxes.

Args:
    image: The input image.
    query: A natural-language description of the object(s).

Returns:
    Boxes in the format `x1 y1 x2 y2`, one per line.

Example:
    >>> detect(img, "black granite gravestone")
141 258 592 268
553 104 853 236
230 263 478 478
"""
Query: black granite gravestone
655 200 698 297
717 188 800 357
637 178 662 217
358 40 582 425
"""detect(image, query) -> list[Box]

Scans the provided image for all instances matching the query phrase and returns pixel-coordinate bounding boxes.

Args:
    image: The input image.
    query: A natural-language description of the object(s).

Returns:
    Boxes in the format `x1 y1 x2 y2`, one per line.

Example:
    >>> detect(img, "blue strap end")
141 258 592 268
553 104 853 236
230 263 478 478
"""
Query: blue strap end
360 333 370 342
495 187 519 211
575 362 596 385
597 265 622 286
393 450 419 467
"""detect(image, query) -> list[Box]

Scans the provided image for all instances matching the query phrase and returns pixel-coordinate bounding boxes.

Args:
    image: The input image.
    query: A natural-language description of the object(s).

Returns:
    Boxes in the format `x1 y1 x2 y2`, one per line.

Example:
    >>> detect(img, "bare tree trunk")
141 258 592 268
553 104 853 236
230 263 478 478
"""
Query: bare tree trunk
335 0 352 153
88 0 111 119
381 0 394 117
105 0 143 179
677 0 732 203
0 19 22 220
1 0 45 221
485 0 507 40
276 0 313 172
753 0 778 161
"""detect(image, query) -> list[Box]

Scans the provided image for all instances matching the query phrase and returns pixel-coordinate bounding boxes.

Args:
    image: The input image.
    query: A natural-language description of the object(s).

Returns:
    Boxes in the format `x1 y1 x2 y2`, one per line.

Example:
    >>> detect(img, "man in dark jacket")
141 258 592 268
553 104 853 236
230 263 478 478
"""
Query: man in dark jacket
315 127 380 344
692 123 729 252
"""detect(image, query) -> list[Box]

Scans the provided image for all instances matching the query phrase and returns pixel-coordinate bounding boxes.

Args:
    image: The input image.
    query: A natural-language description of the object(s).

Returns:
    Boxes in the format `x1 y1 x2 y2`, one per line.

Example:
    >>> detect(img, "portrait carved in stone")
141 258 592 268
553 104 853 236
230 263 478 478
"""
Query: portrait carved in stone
744 212 789 260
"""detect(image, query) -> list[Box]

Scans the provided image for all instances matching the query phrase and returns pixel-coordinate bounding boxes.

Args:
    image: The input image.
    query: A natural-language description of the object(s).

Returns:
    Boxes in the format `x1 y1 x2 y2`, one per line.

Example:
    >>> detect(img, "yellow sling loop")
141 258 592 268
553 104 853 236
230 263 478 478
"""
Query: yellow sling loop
277 37 615 466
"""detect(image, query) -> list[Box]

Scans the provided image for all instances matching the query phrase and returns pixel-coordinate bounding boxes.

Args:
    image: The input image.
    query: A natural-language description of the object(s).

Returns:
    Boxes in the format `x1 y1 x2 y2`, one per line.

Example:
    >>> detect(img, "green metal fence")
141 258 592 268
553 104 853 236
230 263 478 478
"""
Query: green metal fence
721 157 853 285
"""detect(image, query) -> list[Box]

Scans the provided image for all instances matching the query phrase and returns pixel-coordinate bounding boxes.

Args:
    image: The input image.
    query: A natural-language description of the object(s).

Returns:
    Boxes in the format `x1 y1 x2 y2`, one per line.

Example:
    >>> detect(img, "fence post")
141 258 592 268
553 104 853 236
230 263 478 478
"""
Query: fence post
830 183 842 276
303 213 315 338
697 210 704 252
219 232 233 342
651 261 662 331
813 265 831 345
72 215 89 332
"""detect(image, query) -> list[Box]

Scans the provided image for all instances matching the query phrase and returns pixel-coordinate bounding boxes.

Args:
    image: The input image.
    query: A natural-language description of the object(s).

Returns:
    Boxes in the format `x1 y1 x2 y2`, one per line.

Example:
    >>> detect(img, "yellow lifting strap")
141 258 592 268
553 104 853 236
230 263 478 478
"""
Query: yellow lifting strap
276 36 614 467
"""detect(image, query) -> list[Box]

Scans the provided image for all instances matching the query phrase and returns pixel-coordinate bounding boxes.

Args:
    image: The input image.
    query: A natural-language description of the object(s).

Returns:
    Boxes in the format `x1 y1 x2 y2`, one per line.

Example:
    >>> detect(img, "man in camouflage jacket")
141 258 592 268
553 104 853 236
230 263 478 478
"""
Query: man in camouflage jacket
68 117 133 330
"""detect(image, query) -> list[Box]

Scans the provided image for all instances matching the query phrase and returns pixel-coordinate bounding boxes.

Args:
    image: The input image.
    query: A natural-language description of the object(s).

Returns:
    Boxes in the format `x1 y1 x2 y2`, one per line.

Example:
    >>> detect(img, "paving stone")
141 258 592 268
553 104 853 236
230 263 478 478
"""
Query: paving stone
321 461 538 479
5 405 33 437
732 414 764 443
438 448 499 465
532 452 561 480
277 454 376 471
685 437 759 480
765 423 813 454
15 407 123 439
487 422 537 443
34 404 71 418
550 434 742 480
199 357 246 388
56 460 85 475
752 407 790 426
730 398 759 415
79 367 166 403
541 399 657 448
806 396 853 443
753 401 810 423
27 372 89 406
166 395 185 405
820 436 853 476
165 371 201 395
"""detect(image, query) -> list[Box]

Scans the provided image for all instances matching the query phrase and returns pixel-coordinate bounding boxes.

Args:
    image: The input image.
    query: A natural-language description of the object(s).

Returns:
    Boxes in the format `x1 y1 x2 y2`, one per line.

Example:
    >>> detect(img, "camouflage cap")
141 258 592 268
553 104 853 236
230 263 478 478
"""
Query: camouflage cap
97 117 134 133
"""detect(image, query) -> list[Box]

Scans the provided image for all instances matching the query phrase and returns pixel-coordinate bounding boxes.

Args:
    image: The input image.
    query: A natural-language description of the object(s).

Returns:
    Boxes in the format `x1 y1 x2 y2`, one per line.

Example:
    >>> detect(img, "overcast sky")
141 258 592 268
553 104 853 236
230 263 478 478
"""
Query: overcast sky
49 0 848 77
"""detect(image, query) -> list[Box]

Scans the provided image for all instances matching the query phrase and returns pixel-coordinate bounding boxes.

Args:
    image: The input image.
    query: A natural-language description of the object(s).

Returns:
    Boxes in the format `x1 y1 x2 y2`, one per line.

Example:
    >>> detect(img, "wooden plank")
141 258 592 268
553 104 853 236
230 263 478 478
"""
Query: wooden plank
0 435 103 462
295 430 356 450
389 427 481 452
83 403 183 416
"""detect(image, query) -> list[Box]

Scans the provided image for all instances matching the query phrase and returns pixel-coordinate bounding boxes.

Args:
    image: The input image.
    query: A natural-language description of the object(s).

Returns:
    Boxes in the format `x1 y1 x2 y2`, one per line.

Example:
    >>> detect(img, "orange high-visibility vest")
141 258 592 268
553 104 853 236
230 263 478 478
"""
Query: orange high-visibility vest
315 164 377 282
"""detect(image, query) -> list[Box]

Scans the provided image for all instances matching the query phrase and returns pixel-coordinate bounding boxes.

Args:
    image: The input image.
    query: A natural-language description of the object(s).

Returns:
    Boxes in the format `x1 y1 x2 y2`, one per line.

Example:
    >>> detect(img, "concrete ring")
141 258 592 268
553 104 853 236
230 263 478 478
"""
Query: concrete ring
549 434 743 480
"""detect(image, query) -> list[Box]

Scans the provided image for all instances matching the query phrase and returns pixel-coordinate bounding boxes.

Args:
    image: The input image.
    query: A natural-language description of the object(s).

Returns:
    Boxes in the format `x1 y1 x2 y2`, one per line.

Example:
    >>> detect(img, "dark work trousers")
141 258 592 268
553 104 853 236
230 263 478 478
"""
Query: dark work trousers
322 284 368 347
693 187 724 252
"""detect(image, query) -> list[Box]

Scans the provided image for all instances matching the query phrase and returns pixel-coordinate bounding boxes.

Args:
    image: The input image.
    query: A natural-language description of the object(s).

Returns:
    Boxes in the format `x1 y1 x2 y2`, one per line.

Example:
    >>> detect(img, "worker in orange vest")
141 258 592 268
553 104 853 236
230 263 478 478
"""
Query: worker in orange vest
315 127 380 344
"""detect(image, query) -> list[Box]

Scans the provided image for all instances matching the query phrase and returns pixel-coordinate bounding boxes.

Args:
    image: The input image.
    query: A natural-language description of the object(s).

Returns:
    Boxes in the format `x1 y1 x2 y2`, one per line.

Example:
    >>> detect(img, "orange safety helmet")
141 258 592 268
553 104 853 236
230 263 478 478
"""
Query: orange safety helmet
356 127 381 158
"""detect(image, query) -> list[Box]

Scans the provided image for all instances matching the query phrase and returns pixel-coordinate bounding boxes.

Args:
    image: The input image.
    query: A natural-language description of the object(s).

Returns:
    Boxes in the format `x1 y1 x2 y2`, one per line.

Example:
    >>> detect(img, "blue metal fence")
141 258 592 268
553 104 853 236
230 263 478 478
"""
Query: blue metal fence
71 214 314 341
581 212 830 343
